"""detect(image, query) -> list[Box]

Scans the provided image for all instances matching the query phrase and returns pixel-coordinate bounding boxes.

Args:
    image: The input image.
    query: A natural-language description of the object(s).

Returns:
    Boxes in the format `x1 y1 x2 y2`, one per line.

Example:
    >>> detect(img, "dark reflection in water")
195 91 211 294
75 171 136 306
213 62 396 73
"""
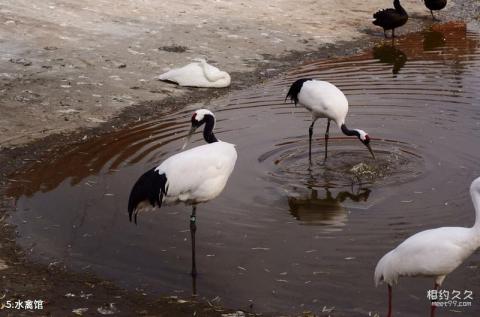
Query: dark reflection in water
288 187 371 227
423 30 446 51
8 114 189 199
372 45 407 74
6 22 480 316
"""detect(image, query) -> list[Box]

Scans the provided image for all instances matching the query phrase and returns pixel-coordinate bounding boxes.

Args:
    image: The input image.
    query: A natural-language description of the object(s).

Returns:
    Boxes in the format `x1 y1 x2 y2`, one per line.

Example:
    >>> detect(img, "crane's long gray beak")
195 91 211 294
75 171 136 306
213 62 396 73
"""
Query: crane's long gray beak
182 126 197 150
366 143 376 160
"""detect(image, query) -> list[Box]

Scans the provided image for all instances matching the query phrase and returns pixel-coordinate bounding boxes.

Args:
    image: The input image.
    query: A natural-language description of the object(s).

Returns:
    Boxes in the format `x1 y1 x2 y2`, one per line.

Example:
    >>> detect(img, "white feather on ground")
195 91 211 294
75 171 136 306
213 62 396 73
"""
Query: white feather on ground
157 58 231 88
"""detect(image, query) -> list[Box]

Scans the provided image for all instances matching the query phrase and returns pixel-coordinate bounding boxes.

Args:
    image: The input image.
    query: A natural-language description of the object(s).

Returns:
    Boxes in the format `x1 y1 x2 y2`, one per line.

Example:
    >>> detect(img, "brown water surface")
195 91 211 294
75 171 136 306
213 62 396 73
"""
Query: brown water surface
7 23 480 316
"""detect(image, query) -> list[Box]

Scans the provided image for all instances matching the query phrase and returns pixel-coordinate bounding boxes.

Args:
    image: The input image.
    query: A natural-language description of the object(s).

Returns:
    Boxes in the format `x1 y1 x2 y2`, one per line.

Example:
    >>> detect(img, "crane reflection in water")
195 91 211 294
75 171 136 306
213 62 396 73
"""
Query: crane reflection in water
288 187 371 229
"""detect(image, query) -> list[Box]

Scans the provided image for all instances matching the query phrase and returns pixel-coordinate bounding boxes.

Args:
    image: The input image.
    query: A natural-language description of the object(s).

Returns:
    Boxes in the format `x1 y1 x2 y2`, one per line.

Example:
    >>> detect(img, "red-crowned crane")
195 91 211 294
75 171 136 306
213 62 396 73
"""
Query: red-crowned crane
128 109 237 278
285 78 375 162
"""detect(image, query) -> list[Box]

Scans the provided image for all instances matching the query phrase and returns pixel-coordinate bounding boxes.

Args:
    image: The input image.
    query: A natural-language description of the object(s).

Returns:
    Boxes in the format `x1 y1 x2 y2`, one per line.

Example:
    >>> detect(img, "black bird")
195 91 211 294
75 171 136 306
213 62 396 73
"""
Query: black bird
424 0 447 20
373 0 408 39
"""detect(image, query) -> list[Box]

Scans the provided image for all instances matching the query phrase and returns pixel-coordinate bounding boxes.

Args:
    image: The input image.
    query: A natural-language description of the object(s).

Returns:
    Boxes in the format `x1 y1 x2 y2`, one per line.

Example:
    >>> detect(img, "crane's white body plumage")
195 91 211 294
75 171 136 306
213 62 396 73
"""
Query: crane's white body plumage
297 80 349 126
156 141 237 204
128 109 237 220
375 227 478 286
375 176 480 287
157 59 231 88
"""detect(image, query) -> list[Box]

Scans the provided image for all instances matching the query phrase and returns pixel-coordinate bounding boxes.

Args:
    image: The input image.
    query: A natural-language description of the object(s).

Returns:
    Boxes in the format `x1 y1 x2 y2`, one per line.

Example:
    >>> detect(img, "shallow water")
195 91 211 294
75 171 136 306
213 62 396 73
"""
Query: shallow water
7 23 480 315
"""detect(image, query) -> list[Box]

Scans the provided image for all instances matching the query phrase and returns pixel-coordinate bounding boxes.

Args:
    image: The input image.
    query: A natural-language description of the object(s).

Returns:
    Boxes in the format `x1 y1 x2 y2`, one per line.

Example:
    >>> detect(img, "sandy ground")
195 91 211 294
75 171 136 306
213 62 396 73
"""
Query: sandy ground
0 0 442 147
1 0 480 316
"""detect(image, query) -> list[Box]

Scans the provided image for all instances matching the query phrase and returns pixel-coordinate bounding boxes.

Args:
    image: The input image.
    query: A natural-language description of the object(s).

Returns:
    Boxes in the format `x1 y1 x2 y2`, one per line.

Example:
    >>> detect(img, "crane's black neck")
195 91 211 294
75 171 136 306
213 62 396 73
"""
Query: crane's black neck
202 115 218 143
341 124 360 138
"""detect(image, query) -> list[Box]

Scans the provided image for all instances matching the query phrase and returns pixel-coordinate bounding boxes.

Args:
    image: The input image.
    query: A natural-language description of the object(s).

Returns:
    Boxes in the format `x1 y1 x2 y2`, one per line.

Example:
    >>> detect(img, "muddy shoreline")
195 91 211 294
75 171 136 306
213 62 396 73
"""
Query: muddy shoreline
2 2 480 316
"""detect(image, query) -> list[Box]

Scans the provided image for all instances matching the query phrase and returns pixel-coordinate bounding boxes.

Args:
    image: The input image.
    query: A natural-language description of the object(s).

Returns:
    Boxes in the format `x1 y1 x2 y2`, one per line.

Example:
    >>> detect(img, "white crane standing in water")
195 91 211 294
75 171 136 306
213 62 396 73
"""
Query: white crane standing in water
128 109 237 278
285 78 375 162
374 176 480 317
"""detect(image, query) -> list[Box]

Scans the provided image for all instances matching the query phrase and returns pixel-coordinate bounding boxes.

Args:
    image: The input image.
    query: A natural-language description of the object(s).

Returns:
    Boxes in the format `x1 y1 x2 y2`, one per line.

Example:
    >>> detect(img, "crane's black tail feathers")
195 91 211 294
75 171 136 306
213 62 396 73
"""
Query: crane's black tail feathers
128 167 168 224
285 78 312 106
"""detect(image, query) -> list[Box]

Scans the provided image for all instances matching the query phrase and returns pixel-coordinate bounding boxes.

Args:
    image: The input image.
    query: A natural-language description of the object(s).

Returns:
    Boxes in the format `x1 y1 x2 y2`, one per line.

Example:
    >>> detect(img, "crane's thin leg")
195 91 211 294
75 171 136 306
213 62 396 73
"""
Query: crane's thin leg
430 283 439 317
430 10 436 21
192 270 197 296
190 206 197 278
383 29 387 39
392 28 395 39
388 284 392 317
324 119 331 161
309 120 316 163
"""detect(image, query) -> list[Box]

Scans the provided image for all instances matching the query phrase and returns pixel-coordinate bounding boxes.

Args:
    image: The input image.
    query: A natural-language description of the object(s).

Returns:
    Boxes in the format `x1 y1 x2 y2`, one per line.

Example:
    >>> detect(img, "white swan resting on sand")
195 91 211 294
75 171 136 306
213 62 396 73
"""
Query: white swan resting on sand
157 58 231 88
